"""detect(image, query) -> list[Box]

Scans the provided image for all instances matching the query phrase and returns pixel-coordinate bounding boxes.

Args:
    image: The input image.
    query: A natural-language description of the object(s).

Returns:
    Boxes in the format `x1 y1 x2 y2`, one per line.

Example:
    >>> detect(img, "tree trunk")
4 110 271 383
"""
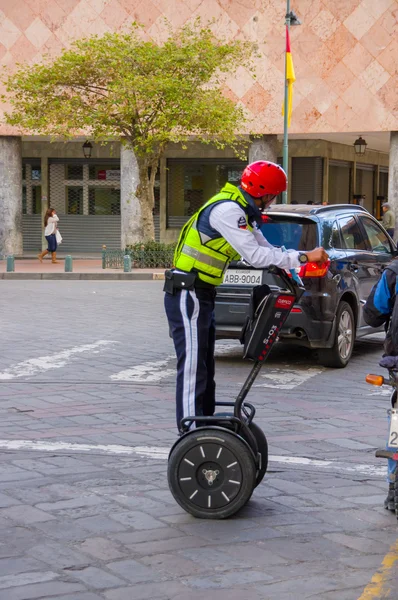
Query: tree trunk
136 155 156 241
120 144 157 246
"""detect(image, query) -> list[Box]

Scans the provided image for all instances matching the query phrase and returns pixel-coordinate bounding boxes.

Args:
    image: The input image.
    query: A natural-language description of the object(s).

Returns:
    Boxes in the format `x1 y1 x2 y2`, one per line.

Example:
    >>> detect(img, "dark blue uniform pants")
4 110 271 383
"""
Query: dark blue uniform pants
164 287 216 428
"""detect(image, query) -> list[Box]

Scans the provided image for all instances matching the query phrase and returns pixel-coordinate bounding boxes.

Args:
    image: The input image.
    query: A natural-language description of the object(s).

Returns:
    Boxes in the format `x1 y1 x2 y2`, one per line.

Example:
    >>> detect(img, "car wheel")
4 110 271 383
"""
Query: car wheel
318 301 355 368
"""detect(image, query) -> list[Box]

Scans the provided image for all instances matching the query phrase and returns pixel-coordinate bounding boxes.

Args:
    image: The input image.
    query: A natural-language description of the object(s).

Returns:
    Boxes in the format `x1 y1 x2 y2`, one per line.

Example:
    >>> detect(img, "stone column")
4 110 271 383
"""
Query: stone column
248 135 278 164
0 136 22 256
389 131 398 239
121 143 142 248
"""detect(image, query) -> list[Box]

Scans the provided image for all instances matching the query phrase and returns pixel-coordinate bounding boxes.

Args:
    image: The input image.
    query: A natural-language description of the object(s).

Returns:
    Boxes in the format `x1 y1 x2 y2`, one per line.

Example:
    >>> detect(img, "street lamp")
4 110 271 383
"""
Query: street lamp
82 140 93 159
354 136 367 156
282 5 301 204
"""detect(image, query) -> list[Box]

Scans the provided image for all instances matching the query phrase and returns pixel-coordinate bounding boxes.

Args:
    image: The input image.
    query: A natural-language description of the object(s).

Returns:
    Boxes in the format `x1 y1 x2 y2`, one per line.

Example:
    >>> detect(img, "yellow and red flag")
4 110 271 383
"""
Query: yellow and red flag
282 26 296 127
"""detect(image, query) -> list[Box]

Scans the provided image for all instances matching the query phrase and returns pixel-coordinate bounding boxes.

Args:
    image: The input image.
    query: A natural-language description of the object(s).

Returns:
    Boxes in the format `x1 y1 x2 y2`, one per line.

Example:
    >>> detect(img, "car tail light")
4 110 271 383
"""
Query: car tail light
291 307 302 313
299 260 330 278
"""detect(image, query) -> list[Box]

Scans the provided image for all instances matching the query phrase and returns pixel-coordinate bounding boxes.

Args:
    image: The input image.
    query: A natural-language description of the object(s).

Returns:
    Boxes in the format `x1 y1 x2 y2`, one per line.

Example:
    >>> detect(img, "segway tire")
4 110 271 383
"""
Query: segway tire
248 422 268 486
168 428 256 519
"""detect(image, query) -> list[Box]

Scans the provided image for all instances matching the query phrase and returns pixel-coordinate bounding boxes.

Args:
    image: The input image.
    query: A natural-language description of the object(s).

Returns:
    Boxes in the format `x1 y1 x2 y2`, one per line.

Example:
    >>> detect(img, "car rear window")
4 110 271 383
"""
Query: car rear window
260 218 318 250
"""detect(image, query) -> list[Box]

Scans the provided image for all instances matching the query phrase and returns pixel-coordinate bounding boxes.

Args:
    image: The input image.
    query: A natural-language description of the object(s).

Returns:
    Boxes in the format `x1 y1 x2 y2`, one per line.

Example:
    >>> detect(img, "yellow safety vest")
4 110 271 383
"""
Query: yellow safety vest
173 183 253 286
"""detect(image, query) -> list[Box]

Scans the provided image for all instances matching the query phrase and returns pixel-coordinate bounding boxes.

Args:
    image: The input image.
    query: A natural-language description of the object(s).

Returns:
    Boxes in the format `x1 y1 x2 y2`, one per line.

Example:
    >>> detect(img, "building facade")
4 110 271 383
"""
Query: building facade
0 0 397 254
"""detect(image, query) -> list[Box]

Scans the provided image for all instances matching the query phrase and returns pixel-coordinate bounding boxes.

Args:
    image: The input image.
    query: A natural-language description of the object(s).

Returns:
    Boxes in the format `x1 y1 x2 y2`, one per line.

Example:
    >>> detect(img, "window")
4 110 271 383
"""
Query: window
360 216 392 254
89 187 120 215
66 165 83 180
260 218 318 250
338 216 366 250
330 221 341 248
89 165 120 181
22 161 41 215
321 220 341 249
32 187 42 214
166 159 246 226
67 187 83 214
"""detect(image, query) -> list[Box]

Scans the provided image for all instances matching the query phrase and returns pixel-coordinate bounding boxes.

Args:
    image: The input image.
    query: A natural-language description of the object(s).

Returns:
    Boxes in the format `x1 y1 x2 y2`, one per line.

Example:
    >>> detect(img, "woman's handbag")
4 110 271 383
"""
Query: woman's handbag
55 230 63 244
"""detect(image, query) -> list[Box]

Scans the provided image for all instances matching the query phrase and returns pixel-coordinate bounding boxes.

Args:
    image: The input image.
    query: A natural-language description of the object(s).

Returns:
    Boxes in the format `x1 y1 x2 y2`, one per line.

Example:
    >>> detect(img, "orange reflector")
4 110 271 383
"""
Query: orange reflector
365 374 384 386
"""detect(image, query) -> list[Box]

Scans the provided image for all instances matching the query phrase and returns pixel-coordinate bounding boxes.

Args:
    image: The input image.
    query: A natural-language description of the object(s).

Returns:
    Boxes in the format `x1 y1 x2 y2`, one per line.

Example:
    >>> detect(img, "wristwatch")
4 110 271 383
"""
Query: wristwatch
299 253 308 264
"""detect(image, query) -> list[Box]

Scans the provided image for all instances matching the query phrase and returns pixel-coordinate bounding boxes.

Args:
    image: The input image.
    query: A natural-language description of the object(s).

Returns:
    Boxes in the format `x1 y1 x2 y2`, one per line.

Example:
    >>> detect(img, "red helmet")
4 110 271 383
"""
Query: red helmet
240 161 287 198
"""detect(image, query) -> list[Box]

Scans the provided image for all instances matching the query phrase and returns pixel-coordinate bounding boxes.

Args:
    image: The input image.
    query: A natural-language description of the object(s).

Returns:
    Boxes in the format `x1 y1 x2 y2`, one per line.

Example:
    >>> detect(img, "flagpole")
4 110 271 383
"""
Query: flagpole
282 0 291 204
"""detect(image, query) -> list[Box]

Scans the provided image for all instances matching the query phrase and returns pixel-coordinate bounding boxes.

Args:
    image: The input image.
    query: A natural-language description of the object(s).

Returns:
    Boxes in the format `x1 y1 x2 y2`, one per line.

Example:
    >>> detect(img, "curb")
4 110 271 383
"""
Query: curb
0 272 166 281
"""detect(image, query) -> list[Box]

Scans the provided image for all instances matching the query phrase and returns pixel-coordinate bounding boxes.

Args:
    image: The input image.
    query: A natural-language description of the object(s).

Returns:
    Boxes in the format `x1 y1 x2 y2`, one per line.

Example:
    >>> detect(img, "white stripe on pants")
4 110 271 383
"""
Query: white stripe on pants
180 289 200 424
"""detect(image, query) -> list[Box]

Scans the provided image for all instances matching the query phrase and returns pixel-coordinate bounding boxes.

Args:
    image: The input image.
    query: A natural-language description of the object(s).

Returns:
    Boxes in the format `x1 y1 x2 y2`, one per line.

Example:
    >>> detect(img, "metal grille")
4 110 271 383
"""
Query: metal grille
49 161 122 251
23 215 42 252
56 216 121 253
166 159 245 228
67 187 83 214
67 164 83 179
88 187 120 215
291 157 323 204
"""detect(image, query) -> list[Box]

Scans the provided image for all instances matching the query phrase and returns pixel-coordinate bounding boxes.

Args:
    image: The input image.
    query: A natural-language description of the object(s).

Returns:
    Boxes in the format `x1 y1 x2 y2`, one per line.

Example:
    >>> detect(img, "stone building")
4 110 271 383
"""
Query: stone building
0 0 397 254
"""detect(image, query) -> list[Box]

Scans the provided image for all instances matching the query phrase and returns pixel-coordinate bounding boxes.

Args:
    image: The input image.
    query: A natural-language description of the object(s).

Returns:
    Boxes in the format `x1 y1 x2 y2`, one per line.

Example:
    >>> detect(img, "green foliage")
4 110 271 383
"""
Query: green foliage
126 241 176 268
126 241 176 253
4 21 255 158
4 20 257 240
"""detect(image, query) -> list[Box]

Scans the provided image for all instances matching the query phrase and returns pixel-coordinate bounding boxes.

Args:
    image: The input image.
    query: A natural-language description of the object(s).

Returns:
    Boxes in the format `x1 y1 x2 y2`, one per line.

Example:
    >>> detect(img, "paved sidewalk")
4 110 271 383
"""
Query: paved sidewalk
0 259 165 280
0 280 396 599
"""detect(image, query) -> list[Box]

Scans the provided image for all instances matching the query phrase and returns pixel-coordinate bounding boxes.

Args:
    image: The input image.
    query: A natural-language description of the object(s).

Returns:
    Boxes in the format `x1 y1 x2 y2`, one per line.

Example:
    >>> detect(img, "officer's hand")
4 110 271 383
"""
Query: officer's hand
307 247 329 264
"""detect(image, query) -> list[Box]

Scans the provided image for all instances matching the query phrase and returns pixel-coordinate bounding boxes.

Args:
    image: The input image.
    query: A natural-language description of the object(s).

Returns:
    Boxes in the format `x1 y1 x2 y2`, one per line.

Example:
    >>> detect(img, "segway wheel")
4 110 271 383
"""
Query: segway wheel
249 422 268 487
168 428 256 519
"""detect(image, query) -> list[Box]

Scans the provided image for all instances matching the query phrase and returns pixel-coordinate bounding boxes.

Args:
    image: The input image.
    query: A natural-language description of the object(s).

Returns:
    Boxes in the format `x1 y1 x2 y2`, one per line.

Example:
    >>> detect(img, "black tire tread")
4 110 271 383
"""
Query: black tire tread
318 301 354 369
168 428 256 519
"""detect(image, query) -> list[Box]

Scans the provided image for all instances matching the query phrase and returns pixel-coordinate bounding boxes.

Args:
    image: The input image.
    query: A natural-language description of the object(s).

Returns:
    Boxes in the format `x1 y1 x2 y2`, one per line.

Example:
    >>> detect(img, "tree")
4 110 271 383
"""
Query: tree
4 22 255 241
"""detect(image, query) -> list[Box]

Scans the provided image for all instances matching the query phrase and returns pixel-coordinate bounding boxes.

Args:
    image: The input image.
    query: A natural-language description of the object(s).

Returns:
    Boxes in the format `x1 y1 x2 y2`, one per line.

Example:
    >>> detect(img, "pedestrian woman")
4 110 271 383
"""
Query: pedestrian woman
38 208 60 264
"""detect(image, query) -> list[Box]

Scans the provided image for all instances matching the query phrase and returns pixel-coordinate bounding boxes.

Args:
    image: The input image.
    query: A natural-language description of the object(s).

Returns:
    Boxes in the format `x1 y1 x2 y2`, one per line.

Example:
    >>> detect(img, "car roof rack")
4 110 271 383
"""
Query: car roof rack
265 204 370 216
309 204 369 214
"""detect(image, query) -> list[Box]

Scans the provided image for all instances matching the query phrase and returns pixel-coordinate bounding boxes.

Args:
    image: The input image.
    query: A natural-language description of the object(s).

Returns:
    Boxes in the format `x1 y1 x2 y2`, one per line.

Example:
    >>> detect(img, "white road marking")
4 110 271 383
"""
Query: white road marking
368 387 391 397
0 439 386 477
110 356 175 382
254 367 323 390
0 341 117 380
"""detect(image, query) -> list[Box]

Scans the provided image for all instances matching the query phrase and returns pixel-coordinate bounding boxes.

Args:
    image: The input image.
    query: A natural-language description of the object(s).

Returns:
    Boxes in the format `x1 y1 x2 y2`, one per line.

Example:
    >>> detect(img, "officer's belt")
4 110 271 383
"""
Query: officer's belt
181 245 225 269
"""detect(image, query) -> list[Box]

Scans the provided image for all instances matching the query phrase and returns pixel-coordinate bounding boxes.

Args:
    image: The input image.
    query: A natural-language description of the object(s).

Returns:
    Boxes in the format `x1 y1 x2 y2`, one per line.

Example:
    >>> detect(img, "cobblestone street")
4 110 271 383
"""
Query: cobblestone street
0 280 396 600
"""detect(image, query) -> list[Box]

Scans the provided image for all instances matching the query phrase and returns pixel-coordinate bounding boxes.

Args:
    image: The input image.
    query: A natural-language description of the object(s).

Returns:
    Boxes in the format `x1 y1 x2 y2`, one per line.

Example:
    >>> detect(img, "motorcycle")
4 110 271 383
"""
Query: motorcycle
366 356 398 517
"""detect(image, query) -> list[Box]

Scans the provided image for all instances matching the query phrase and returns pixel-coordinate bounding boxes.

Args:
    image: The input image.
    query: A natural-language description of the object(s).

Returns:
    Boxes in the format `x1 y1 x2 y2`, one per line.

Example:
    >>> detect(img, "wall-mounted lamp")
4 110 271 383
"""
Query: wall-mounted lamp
354 136 367 156
82 140 93 159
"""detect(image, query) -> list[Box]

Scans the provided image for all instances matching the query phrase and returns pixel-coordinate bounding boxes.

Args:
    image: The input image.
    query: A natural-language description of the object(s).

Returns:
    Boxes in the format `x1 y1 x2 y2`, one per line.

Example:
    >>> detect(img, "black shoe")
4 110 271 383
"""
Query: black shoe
384 483 395 511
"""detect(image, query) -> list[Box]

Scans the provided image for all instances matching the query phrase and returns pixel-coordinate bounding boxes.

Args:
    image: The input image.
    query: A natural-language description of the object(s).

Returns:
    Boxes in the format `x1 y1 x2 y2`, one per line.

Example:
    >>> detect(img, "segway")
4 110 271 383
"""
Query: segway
168 266 304 519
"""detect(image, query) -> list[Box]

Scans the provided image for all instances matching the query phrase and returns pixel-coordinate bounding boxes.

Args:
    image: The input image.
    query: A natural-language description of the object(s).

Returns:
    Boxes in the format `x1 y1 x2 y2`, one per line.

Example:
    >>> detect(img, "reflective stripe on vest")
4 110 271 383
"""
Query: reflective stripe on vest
181 244 227 270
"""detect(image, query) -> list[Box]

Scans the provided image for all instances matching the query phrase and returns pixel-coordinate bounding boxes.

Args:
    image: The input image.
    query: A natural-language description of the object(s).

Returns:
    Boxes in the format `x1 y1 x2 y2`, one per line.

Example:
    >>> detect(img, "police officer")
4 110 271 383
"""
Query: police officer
164 161 328 429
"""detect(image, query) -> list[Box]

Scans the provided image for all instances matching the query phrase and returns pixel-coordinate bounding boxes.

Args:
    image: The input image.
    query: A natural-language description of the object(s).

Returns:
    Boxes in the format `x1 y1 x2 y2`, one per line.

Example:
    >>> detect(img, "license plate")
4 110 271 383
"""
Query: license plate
389 409 398 447
223 269 262 286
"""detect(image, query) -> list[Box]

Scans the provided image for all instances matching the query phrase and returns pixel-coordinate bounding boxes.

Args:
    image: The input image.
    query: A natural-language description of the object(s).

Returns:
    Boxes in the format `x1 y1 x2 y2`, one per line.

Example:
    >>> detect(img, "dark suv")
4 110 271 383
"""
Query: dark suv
215 204 397 368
